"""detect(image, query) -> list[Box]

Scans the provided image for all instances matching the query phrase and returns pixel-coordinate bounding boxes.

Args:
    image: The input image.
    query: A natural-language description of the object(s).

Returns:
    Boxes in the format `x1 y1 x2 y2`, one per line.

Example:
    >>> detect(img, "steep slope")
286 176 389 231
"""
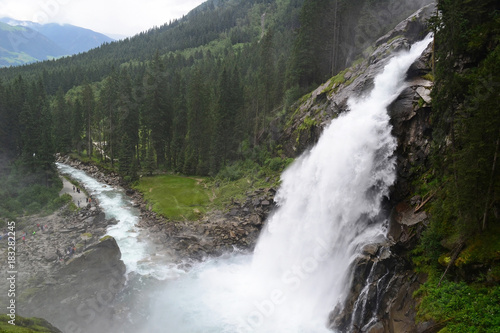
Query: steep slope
268 5 437 332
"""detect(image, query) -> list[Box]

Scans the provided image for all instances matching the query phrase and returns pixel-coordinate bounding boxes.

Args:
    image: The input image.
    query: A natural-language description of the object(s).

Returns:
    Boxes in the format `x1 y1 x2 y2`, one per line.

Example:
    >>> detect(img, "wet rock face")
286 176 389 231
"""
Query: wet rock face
22 236 127 333
0 205 126 333
272 5 437 333
275 4 435 159
329 239 434 333
388 42 434 204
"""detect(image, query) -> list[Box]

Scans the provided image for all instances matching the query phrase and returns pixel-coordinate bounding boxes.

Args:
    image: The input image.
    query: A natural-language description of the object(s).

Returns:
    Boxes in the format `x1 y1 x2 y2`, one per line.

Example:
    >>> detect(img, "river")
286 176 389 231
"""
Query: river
57 35 432 333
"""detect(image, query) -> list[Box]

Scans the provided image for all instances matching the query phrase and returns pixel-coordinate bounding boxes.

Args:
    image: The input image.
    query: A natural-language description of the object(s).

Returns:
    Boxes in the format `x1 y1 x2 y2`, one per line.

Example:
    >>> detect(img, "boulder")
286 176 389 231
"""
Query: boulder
17 236 126 333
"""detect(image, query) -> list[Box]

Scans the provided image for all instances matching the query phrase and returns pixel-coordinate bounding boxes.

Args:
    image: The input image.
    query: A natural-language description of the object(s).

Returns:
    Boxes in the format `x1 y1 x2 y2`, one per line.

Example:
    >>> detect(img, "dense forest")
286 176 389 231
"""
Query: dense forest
0 0 499 330
411 0 500 330
0 0 429 213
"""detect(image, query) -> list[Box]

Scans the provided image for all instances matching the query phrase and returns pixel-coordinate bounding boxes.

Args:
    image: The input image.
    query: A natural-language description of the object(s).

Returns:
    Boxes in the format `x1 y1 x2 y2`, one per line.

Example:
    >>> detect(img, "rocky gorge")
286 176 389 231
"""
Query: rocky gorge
1 4 442 333
57 154 277 260
265 4 439 333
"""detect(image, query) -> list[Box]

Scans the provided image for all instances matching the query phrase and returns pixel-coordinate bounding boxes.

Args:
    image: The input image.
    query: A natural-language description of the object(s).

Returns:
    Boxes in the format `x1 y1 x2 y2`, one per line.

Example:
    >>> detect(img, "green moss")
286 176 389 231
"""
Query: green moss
299 92 312 103
99 235 113 242
0 314 61 332
321 69 348 95
295 115 318 144
455 224 500 267
344 74 360 87
387 34 405 45
18 287 40 303
422 73 434 82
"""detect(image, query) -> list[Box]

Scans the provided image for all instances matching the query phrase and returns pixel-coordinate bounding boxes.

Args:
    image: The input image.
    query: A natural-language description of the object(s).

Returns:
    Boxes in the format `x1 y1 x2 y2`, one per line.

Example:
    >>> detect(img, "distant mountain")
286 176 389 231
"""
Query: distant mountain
0 21 66 67
0 18 114 67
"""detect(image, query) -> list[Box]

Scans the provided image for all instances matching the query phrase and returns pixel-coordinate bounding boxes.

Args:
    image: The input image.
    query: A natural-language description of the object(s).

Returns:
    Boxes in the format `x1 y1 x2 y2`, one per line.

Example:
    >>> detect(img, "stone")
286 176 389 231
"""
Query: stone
416 86 432 104
366 321 385 333
410 195 422 206
362 244 379 256
44 252 58 262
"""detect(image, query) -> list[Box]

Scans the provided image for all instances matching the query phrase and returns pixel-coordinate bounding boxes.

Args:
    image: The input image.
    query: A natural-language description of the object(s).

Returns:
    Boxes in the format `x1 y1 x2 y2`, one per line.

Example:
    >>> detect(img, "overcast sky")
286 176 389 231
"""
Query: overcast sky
0 0 207 38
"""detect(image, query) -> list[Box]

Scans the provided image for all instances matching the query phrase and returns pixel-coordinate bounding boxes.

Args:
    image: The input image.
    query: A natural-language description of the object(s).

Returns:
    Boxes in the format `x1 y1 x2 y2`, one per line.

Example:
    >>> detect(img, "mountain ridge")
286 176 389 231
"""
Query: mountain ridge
0 18 114 67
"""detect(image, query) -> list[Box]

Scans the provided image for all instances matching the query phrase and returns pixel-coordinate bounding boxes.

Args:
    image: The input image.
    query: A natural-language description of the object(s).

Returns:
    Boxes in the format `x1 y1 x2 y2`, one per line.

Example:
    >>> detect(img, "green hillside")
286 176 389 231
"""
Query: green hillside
0 0 498 331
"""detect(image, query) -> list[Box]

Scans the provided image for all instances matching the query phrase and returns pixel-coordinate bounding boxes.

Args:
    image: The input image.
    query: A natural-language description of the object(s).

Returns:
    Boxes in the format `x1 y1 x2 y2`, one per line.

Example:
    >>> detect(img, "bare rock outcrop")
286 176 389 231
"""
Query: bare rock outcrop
261 5 437 333
0 206 126 333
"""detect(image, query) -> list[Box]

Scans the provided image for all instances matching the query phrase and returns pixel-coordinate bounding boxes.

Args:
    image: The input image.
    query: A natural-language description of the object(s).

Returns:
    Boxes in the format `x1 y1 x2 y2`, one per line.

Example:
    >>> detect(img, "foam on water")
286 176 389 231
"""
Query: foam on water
142 35 433 332
56 162 183 280
59 35 432 332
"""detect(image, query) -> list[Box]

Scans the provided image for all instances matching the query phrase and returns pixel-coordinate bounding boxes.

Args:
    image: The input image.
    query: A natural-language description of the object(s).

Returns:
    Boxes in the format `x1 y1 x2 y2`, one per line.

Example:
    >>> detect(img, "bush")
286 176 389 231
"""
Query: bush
218 163 245 181
417 280 500 332
0 165 63 218
265 157 294 172
46 193 72 212
26 202 42 215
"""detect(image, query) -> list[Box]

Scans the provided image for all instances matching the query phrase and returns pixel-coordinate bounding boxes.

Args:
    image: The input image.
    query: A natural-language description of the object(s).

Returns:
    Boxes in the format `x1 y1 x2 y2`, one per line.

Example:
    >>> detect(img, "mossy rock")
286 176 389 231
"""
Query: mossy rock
0 314 62 332
80 233 92 240
18 287 41 303
99 235 113 242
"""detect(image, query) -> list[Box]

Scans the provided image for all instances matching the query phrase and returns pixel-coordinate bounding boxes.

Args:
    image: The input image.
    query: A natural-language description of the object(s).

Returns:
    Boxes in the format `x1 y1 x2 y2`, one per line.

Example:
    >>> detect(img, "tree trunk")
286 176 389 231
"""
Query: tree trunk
482 132 500 231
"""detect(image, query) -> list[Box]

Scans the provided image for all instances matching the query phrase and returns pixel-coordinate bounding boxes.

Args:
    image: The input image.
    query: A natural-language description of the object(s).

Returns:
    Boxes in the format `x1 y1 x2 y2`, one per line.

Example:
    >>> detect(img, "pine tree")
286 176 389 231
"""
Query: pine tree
18 81 54 173
70 99 84 154
116 68 139 168
52 88 72 154
145 140 156 176
98 69 118 165
81 83 95 158
184 68 211 175
430 0 500 234
170 72 188 172
143 51 170 168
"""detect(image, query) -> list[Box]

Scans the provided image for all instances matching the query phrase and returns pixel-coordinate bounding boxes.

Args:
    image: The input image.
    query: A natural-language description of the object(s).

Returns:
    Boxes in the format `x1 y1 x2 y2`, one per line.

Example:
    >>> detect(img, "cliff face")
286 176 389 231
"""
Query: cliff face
0 206 127 333
268 5 437 332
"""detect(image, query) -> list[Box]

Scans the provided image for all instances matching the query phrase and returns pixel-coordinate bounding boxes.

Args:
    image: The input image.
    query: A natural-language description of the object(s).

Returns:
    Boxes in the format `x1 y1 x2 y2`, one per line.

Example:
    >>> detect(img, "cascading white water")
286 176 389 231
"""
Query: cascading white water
142 35 433 333
56 162 184 280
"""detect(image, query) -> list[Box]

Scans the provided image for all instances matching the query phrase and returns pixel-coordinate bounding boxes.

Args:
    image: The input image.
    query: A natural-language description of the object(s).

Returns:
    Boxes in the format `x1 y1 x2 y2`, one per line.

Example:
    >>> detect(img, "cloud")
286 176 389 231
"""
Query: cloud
0 0 206 37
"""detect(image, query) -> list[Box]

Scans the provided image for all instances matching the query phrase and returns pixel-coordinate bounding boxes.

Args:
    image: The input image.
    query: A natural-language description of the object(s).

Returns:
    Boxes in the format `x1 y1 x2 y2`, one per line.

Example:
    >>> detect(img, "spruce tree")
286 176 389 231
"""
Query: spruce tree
81 83 95 158
53 88 72 154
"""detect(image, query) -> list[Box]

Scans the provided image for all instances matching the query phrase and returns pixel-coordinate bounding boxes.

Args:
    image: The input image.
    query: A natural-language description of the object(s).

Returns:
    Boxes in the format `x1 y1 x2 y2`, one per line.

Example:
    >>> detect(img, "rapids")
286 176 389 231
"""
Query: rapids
58 34 432 332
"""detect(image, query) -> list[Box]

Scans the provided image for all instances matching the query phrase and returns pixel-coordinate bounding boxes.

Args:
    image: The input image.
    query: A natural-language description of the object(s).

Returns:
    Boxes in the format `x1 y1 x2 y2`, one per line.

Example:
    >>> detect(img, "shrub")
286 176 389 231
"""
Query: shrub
417 281 500 332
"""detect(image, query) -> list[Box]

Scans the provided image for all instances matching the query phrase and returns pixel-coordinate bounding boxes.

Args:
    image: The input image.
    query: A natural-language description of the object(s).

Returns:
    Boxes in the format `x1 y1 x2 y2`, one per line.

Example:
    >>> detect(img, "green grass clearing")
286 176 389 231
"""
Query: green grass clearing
134 171 275 221
134 175 211 220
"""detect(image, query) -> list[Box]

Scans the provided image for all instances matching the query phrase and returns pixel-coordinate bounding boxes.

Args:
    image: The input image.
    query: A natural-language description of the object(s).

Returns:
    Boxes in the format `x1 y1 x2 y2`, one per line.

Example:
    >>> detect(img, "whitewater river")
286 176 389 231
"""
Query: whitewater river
56 162 184 281
57 35 432 333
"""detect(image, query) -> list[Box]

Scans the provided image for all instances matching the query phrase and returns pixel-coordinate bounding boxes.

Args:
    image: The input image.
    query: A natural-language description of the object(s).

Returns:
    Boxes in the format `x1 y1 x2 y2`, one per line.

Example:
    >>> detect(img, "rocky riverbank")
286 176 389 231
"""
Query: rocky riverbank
56 154 277 261
0 203 127 333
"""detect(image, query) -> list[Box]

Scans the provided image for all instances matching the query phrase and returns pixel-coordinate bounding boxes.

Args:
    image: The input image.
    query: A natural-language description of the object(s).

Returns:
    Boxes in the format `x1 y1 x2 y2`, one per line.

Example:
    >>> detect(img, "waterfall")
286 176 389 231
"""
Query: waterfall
244 35 433 332
54 36 432 333
142 35 432 333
